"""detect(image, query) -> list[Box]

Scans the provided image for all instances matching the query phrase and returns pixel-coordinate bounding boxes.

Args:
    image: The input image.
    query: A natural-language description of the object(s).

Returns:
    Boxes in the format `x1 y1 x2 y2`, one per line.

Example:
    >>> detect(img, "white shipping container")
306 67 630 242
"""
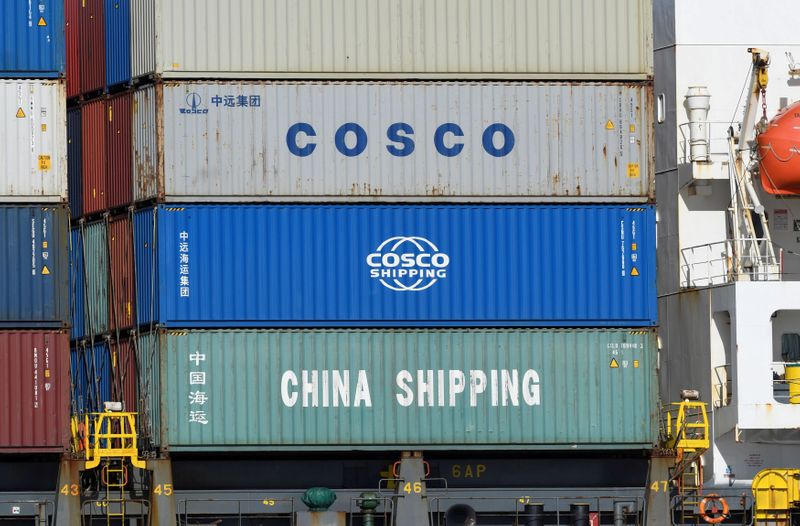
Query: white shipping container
0 80 67 202
133 81 653 202
132 0 653 80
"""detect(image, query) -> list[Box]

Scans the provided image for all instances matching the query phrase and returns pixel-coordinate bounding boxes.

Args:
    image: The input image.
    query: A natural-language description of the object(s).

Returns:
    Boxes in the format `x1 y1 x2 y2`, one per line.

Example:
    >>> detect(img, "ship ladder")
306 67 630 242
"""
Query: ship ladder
664 398 710 524
100 459 128 525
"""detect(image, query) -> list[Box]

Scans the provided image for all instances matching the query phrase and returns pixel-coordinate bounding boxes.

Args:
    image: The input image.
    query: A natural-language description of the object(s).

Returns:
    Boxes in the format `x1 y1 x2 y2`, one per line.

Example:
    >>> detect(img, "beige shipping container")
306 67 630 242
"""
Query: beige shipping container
0 80 67 202
132 0 653 80
133 81 654 203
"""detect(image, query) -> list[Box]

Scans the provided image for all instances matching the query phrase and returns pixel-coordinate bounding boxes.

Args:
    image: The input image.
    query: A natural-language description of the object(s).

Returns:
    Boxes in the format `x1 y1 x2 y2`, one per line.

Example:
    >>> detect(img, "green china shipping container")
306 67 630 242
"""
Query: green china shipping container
76 220 109 337
139 329 657 451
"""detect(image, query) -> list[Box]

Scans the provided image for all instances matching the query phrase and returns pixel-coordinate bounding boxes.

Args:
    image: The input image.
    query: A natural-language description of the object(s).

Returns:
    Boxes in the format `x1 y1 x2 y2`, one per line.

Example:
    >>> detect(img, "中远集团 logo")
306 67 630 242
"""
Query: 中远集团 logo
366 236 449 292
179 92 209 115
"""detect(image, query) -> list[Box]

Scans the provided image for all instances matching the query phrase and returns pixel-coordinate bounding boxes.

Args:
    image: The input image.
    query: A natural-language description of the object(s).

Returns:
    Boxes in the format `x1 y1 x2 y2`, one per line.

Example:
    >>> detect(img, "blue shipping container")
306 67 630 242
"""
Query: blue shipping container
104 0 131 88
69 229 86 340
70 341 111 415
0 1 65 77
67 108 82 219
135 205 656 327
0 206 69 327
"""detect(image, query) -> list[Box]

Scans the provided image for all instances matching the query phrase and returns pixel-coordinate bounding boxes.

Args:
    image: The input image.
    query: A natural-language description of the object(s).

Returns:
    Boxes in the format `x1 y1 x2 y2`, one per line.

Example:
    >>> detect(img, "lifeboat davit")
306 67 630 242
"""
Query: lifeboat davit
757 100 800 195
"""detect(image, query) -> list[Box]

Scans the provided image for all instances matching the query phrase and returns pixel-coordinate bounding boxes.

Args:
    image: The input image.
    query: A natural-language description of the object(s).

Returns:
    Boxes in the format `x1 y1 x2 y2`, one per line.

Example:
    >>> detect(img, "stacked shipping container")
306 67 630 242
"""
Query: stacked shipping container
96 0 659 455
65 0 139 419
0 5 69 453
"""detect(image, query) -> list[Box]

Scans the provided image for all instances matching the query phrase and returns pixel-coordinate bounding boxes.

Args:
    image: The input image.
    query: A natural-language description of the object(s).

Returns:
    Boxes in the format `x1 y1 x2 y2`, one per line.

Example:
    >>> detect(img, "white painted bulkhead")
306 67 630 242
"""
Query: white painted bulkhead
655 0 800 488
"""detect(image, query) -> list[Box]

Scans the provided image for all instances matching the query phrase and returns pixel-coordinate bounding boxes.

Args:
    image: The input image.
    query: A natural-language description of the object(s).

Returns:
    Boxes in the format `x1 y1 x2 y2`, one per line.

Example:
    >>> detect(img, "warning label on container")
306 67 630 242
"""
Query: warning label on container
16 107 26 118
627 163 640 178
38 155 51 171
610 358 619 368
37 17 46 27
606 120 615 130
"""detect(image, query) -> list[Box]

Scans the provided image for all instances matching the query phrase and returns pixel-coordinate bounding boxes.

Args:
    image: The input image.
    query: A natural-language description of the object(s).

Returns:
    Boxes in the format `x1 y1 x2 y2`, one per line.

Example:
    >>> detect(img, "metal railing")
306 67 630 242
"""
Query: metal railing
771 362 800 404
680 239 783 287
179 497 296 525
670 492 753 526
714 364 732 408
428 495 645 526
678 121 742 164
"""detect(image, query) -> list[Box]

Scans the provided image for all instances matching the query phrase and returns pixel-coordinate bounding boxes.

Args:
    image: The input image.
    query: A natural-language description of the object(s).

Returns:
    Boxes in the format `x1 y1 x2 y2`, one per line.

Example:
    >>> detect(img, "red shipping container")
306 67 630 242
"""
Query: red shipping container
81 99 107 215
65 0 80 98
79 0 105 94
110 337 137 414
106 93 133 209
0 331 70 453
108 215 135 332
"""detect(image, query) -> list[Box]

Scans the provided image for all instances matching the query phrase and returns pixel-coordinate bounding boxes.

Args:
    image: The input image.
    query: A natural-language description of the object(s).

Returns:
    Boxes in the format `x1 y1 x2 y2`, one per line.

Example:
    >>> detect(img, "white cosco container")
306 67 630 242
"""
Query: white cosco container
132 0 653 80
133 81 653 202
0 80 66 202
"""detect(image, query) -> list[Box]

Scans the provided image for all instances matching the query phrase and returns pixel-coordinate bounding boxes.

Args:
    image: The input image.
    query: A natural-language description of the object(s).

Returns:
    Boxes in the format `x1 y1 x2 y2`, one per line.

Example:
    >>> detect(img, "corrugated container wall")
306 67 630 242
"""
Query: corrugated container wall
67 108 82 218
106 93 133 209
109 216 135 332
132 0 652 79
69 229 86 340
130 0 155 80
77 221 110 336
81 99 107 215
132 85 157 202
134 204 657 327
136 82 653 202
105 0 132 88
0 81 67 202
0 206 69 328
79 0 105 94
139 329 657 451
0 1 65 77
66 0 81 98
0 331 70 453
70 341 111 415
110 337 138 413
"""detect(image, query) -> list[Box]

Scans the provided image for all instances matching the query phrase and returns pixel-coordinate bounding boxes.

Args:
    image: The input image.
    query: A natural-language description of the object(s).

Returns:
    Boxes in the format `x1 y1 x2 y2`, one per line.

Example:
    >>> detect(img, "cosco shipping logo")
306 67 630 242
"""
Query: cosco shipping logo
179 93 209 115
366 236 450 292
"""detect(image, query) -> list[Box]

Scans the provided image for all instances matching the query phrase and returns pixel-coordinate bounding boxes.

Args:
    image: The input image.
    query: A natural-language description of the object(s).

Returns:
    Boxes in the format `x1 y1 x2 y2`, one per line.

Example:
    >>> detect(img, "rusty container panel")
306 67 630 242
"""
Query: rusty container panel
110 337 138 414
138 81 653 202
108 216 135 332
106 93 133 209
132 85 158 202
81 99 107 215
79 0 105 94
66 0 81 98
0 331 70 453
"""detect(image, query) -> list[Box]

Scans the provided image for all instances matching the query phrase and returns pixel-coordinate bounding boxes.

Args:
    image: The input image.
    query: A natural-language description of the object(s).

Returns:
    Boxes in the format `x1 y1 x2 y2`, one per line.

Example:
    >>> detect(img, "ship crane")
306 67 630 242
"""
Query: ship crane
726 48 781 281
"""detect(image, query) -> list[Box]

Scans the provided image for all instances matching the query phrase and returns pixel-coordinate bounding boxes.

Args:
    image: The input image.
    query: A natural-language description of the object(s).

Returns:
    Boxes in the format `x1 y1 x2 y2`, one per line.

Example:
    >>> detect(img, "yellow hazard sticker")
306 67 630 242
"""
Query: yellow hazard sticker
631 243 637 251
45 369 50 378
633 360 639 369
42 265 50 275
38 155 51 171
16 107 26 118
627 163 640 178
610 358 619 368
42 241 48 249
37 17 47 27
631 267 640 277
41 124 47 132
605 120 615 130
629 124 636 133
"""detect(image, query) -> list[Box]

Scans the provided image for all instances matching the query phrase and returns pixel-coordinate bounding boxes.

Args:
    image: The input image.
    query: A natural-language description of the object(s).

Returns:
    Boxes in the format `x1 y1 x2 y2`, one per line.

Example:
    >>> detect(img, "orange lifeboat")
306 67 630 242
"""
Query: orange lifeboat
757 101 800 194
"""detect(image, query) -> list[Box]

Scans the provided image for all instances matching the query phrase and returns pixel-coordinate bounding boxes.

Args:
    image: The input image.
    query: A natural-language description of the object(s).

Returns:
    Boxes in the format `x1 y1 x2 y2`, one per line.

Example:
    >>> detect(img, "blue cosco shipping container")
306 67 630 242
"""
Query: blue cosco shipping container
67 108 82 219
0 206 69 327
0 1 65 77
104 0 131 88
135 205 656 327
